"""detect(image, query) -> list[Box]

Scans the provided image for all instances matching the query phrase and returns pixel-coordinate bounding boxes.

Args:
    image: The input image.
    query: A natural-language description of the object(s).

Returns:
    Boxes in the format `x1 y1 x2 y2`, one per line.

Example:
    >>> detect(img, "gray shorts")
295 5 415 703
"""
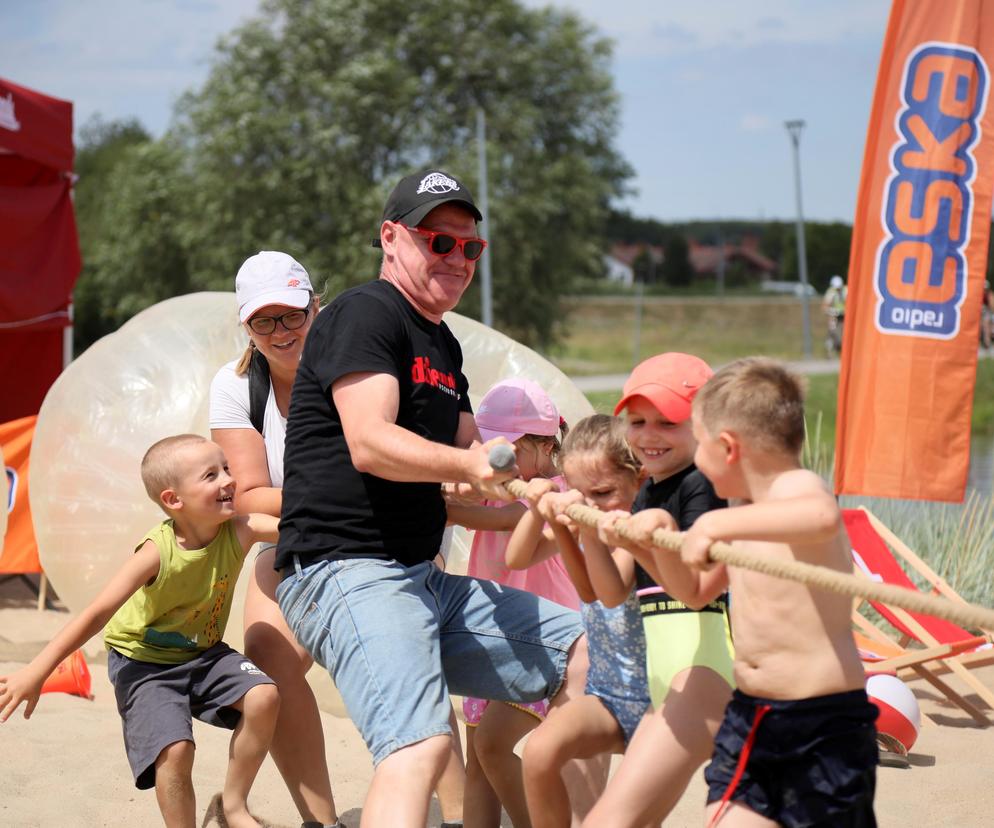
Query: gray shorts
107 642 274 789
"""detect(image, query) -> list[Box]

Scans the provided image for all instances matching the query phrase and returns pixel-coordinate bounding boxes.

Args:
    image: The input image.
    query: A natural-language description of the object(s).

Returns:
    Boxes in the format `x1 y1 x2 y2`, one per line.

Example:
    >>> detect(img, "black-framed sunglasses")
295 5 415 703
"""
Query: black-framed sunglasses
247 307 311 335
403 225 488 262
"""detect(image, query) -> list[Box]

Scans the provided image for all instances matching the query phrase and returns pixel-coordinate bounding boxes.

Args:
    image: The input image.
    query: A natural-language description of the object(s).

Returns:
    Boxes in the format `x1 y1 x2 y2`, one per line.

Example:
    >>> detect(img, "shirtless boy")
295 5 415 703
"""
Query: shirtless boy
637 357 877 827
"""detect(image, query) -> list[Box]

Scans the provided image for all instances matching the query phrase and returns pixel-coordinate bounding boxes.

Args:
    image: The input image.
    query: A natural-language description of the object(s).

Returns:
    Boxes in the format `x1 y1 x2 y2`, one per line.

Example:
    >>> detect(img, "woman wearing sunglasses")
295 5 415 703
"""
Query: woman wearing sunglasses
208 251 346 828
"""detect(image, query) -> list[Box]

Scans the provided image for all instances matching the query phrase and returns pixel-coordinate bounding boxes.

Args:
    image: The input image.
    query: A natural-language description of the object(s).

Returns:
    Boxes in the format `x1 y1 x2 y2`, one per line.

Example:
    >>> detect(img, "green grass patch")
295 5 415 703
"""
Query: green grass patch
554 296 830 375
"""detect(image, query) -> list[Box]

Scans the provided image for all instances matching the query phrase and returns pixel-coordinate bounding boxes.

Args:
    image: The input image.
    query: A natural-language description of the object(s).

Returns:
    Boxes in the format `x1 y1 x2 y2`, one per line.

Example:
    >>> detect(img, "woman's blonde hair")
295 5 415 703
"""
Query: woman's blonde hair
559 414 641 481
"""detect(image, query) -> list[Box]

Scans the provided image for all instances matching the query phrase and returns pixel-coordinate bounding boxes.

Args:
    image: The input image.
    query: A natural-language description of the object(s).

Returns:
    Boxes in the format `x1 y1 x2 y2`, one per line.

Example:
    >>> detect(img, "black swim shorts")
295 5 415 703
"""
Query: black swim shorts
705 688 879 827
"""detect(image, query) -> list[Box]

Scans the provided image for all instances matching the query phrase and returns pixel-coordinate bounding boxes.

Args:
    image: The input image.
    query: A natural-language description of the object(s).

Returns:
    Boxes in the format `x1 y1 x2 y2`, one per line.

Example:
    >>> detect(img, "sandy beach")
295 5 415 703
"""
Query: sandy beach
2 575 993 828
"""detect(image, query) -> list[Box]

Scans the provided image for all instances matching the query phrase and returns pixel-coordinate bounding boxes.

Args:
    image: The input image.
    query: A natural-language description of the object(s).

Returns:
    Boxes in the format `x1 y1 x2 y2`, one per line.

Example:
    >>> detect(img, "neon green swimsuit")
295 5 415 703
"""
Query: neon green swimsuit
638 588 735 708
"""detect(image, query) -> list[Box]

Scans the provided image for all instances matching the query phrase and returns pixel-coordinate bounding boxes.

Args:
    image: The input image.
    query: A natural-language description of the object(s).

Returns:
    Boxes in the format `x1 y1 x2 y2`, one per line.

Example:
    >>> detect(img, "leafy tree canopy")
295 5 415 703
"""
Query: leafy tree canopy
163 0 631 346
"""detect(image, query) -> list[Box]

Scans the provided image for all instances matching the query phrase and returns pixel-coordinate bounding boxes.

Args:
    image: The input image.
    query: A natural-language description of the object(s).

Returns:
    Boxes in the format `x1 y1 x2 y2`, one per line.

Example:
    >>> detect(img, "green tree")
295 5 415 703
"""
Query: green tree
172 0 631 346
661 234 693 288
74 140 194 351
72 116 158 351
777 221 852 293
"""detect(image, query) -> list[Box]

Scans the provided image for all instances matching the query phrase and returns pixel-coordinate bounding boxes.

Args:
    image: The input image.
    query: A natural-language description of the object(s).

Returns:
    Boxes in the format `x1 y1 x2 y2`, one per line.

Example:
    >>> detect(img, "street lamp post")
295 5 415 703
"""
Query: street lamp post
477 108 493 328
785 119 813 359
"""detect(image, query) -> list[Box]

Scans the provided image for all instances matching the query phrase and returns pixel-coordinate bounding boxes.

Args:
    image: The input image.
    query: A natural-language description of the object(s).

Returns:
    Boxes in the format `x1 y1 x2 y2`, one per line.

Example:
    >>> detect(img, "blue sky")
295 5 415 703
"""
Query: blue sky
4 0 892 222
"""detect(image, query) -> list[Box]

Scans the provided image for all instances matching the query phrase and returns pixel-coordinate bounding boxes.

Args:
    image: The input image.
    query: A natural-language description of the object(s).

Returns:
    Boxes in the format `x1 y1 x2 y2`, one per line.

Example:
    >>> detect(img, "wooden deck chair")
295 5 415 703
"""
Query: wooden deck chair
843 507 994 726
852 630 991 725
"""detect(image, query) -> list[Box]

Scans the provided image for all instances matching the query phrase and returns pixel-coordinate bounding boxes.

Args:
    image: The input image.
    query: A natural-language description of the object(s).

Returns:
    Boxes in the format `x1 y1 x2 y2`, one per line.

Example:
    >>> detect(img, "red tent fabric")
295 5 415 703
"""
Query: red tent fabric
0 78 80 422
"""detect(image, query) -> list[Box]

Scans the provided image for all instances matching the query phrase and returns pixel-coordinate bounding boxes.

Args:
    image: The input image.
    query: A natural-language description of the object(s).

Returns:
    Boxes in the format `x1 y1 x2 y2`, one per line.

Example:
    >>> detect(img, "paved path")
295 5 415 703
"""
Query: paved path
571 358 840 393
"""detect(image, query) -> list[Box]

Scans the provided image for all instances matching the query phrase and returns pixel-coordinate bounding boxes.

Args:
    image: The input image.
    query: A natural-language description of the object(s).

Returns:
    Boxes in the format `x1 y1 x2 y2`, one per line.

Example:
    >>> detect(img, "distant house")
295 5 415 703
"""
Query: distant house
687 236 778 282
603 243 665 286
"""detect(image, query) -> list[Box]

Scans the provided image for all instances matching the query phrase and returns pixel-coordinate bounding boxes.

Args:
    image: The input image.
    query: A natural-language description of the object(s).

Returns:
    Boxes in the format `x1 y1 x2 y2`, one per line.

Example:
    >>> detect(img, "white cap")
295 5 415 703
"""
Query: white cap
235 251 313 322
830 275 844 288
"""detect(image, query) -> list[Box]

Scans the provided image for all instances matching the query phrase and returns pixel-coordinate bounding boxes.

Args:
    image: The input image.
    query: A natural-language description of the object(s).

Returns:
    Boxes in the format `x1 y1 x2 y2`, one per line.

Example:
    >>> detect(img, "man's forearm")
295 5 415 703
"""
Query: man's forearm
348 420 472 483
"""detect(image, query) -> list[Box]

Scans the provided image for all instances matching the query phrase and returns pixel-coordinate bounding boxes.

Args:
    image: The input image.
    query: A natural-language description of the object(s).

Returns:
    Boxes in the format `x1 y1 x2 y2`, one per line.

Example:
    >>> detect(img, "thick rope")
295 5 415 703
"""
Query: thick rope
501 478 994 633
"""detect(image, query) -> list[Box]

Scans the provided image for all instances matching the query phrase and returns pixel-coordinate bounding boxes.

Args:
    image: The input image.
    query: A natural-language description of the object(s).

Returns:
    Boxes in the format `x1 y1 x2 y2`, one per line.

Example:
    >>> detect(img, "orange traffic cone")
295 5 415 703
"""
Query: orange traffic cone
40 649 93 700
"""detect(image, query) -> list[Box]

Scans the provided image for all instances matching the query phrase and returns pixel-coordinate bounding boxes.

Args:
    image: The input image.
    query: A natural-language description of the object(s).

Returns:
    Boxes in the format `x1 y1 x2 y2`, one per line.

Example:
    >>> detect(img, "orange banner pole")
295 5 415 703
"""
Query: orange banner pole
836 0 994 502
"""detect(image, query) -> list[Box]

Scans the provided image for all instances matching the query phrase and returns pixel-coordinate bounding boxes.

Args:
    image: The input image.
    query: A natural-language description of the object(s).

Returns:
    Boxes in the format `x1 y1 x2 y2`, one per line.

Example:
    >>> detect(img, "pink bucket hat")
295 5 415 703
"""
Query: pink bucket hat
614 352 713 423
476 378 560 444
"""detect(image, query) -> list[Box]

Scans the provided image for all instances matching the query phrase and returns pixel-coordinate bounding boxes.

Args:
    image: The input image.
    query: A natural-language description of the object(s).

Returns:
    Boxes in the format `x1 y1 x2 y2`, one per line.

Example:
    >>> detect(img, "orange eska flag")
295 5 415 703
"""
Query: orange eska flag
835 0 994 502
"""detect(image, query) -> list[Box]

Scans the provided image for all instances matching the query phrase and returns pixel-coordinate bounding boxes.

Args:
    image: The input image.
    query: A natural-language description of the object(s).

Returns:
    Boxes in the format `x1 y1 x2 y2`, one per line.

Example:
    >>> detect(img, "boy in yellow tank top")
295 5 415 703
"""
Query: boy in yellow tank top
0 434 281 828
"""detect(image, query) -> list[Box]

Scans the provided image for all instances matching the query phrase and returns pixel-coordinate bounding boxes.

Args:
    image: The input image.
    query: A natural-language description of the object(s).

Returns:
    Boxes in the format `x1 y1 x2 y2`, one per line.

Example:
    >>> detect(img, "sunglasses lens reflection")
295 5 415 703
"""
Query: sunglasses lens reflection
464 241 484 261
430 234 458 256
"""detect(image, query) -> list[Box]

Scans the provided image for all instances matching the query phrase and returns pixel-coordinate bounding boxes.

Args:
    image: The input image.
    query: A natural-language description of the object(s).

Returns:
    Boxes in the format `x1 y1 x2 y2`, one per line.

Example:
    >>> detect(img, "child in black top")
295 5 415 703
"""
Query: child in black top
581 353 734 826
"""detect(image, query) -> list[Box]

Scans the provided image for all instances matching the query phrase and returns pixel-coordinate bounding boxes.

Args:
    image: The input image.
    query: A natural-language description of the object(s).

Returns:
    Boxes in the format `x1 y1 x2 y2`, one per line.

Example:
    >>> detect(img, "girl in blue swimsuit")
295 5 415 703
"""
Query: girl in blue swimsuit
506 414 650 826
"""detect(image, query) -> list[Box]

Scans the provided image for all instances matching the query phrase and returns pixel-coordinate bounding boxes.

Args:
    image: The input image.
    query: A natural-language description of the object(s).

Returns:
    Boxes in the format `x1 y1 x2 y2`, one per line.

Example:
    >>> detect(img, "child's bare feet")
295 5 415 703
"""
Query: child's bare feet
222 798 264 828
201 793 278 828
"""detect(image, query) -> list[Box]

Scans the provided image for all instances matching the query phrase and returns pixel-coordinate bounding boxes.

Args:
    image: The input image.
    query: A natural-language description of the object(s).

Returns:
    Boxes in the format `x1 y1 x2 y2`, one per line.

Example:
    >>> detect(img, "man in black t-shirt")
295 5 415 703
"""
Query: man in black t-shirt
276 169 586 825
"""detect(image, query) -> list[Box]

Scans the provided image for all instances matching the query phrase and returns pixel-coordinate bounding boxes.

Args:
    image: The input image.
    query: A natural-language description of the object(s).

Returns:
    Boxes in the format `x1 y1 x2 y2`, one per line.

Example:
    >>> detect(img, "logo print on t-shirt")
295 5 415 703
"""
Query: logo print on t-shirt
411 356 458 398
417 172 459 195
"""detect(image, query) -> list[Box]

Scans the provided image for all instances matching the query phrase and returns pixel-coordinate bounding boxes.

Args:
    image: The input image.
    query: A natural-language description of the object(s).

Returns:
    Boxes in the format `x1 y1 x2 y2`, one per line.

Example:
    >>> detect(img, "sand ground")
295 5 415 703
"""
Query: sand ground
1 575 993 828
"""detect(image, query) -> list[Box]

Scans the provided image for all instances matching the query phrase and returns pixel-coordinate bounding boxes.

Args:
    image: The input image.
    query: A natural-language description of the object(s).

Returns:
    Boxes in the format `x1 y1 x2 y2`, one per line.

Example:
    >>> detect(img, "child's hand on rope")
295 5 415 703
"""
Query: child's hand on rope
537 489 583 527
595 509 636 549
615 508 679 551
442 481 485 507
521 477 559 508
682 518 719 572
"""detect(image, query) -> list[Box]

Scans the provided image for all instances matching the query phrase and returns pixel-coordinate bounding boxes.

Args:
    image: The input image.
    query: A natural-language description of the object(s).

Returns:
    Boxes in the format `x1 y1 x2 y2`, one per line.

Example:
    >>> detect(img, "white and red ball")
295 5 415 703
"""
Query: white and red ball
866 672 921 755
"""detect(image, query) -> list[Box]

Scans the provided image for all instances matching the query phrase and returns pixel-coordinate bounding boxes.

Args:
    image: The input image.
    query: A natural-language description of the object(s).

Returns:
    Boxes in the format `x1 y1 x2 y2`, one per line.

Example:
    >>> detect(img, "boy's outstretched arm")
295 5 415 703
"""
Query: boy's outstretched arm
0 540 161 722
685 471 840 559
237 512 281 552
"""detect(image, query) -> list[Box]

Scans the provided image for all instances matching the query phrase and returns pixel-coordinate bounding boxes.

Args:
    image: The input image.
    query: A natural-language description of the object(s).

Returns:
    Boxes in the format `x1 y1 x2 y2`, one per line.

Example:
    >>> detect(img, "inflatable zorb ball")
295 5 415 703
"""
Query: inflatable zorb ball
866 672 921 756
30 291 592 712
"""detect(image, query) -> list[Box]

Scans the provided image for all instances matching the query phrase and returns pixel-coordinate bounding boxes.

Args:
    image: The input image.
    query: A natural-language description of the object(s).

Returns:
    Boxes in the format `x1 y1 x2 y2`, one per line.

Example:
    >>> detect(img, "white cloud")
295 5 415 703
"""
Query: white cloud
527 0 889 57
739 113 771 132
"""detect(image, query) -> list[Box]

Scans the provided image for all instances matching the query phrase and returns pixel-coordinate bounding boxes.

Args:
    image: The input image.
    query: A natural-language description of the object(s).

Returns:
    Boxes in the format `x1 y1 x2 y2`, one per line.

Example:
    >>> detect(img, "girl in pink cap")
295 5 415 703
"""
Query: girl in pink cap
446 377 577 828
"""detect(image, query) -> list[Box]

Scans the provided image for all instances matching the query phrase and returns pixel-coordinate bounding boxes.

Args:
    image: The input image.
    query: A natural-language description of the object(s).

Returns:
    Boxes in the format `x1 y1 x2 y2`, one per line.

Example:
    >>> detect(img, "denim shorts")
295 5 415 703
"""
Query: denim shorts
277 556 584 765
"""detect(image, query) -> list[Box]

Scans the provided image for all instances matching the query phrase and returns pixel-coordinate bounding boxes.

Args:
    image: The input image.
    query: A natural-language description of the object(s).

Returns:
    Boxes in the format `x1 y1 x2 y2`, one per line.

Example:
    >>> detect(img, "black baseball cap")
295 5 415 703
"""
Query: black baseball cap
372 169 483 247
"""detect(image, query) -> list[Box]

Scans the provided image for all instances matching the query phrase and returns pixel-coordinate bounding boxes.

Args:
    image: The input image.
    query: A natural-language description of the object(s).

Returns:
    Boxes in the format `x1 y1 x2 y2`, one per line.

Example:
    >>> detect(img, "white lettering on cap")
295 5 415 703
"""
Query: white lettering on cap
417 172 459 195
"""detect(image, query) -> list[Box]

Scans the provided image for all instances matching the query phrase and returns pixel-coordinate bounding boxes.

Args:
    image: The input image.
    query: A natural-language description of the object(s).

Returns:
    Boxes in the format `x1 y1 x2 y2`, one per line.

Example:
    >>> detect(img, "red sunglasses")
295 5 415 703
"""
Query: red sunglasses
404 225 488 262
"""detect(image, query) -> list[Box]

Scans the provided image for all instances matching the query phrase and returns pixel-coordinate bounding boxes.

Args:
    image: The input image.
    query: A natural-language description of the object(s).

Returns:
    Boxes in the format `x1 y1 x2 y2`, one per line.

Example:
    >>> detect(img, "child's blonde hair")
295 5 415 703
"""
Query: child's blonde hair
693 357 806 456
560 414 641 481
140 434 208 505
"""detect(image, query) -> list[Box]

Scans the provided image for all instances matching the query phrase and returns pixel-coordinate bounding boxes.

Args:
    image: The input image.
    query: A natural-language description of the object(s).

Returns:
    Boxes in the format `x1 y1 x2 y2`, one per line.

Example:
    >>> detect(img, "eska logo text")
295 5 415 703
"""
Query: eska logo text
876 43 989 339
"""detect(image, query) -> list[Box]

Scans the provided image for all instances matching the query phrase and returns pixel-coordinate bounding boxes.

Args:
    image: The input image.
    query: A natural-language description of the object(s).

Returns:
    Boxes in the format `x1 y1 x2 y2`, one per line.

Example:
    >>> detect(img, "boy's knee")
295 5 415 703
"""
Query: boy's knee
243 682 281 718
155 739 195 775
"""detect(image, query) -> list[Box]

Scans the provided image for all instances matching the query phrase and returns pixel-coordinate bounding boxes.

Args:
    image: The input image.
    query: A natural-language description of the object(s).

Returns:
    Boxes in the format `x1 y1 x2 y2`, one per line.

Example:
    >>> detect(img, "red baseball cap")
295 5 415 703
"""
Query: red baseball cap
614 352 713 423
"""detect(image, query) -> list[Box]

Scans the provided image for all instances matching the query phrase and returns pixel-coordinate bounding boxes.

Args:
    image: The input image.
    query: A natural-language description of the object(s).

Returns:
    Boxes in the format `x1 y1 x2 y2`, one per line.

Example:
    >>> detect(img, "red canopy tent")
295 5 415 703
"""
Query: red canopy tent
0 77 80 422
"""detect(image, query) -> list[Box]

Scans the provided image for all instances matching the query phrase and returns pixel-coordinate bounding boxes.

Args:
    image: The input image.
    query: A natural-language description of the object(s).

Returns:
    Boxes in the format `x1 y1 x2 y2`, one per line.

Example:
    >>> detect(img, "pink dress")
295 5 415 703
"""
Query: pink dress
463 475 580 725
